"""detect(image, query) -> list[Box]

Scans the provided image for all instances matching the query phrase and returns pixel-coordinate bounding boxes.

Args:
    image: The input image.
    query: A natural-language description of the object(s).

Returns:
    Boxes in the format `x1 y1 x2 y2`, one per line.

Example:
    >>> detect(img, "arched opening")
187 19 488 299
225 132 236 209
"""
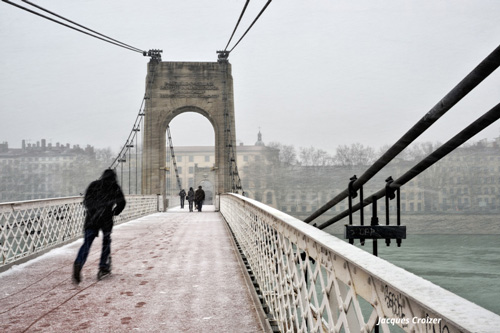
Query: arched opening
165 111 216 207
141 61 236 210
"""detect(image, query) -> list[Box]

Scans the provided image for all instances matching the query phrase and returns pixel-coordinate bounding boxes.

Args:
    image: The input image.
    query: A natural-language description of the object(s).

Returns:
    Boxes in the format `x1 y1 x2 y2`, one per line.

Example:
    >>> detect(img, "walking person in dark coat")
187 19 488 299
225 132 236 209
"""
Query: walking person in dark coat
179 189 186 209
73 169 126 283
186 187 195 212
194 185 205 212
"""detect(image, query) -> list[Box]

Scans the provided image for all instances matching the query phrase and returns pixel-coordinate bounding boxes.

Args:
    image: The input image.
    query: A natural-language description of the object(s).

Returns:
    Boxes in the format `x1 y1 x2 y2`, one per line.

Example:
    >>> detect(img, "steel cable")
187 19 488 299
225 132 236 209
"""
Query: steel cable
224 0 250 52
304 43 500 224
227 0 272 53
20 0 144 53
2 0 145 54
316 102 500 230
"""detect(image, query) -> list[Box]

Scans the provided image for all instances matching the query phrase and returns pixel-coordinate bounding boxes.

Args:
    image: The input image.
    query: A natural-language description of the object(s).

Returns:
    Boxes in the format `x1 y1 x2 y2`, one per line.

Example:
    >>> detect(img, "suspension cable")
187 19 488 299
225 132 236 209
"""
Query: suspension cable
2 0 145 54
166 126 182 192
20 0 144 53
304 43 500 224
316 102 500 230
220 59 244 194
228 0 272 53
109 56 161 171
224 0 250 52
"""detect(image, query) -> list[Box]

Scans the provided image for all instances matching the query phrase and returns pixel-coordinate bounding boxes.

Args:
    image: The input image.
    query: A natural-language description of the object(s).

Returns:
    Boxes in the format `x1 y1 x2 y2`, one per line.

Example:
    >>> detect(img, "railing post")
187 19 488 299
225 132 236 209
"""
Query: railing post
371 196 379 257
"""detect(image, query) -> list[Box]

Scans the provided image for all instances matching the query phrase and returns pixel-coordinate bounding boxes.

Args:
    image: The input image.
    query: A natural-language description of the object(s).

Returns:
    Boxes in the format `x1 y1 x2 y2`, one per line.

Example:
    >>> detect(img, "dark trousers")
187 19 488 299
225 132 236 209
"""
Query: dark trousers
188 200 193 212
197 200 203 212
180 197 185 208
75 228 112 270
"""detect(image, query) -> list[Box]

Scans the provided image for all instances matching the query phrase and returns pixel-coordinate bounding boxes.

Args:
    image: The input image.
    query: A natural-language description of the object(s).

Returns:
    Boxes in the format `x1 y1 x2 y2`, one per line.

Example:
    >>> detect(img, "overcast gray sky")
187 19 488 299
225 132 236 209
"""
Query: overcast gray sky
1 0 499 154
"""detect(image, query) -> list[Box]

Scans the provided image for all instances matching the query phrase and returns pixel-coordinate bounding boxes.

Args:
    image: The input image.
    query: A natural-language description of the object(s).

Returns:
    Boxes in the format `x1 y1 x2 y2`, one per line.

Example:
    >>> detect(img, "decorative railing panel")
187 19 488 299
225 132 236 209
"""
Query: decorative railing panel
220 194 500 333
0 195 159 270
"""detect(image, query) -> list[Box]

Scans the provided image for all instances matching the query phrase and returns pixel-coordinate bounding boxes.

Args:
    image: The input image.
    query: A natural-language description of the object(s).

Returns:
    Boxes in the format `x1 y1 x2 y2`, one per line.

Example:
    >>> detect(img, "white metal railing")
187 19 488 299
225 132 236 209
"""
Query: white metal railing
220 194 500 333
0 195 160 270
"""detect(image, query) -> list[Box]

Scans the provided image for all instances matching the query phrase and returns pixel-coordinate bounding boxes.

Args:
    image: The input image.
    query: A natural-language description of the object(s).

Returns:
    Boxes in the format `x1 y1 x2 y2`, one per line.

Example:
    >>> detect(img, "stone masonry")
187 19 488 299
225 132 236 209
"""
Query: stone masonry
141 61 236 202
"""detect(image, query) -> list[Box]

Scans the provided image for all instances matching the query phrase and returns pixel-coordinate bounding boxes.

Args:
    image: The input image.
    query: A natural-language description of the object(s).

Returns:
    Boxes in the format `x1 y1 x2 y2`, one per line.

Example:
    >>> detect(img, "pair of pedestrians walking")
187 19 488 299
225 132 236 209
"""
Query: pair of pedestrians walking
179 185 205 212
183 185 205 212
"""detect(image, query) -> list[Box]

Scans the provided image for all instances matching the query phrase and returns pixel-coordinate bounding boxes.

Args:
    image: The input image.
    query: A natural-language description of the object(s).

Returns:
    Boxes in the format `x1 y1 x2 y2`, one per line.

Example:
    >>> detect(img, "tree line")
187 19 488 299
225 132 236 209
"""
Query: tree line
267 141 444 167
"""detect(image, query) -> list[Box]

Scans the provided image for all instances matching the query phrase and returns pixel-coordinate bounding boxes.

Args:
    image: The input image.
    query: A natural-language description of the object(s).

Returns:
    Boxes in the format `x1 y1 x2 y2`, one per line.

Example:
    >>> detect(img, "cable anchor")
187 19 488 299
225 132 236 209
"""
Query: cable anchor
216 50 230 63
144 49 163 61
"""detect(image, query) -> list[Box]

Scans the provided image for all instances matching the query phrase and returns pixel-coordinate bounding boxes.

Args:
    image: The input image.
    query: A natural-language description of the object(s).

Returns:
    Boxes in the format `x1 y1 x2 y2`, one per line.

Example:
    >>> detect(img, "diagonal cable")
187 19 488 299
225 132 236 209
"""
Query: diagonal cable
228 0 272 53
2 0 145 54
224 0 250 52
316 102 500 230
304 43 500 224
21 0 144 53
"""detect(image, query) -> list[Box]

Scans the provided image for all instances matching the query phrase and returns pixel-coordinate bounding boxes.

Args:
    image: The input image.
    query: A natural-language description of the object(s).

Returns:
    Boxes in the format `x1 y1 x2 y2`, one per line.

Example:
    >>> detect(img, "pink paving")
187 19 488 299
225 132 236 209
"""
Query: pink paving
0 206 267 332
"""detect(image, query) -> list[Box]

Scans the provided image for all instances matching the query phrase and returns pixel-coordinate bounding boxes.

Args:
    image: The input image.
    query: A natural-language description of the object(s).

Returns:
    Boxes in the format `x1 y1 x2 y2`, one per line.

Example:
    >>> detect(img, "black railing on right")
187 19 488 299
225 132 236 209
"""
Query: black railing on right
304 44 500 227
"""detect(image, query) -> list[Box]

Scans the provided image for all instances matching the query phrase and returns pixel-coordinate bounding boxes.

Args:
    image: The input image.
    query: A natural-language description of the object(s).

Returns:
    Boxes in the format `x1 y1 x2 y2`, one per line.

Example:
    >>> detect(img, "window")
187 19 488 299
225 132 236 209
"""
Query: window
177 167 182 174
266 192 273 204
177 156 182 162
205 155 210 162
189 167 194 174
189 156 194 162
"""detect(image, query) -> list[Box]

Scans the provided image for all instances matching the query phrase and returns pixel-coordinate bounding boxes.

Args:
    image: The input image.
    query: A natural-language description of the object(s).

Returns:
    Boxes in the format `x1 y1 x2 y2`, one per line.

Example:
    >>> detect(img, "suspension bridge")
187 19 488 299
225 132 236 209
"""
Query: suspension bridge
1 1 500 332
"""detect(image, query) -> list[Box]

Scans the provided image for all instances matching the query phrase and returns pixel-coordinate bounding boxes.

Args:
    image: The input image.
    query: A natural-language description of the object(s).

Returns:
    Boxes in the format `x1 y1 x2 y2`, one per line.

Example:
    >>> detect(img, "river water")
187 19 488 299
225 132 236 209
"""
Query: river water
345 234 500 315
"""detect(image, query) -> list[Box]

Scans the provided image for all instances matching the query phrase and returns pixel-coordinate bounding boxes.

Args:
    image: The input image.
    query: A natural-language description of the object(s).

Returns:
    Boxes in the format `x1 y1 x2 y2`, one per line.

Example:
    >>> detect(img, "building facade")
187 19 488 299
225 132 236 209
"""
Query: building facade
167 134 500 220
0 139 102 202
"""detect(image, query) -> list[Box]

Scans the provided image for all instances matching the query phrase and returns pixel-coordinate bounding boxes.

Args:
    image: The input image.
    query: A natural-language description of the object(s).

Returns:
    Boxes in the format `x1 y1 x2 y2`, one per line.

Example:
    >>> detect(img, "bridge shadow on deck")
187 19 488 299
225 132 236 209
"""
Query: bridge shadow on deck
0 206 266 332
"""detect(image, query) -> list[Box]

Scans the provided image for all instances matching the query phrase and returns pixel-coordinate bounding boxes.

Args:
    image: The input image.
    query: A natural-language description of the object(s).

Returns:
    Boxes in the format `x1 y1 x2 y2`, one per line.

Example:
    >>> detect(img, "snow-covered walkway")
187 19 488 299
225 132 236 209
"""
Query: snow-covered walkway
0 206 266 332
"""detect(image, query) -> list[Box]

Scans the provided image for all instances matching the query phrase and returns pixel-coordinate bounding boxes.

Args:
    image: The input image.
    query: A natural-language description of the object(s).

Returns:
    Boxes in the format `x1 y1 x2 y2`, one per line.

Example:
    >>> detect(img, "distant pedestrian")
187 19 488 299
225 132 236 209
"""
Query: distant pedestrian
194 185 205 212
179 189 186 209
186 187 195 212
73 169 126 283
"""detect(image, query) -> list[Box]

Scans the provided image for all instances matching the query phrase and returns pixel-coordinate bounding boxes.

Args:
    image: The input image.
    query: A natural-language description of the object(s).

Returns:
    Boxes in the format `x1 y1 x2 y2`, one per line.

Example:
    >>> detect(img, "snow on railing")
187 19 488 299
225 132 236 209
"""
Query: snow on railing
220 193 500 333
0 195 160 270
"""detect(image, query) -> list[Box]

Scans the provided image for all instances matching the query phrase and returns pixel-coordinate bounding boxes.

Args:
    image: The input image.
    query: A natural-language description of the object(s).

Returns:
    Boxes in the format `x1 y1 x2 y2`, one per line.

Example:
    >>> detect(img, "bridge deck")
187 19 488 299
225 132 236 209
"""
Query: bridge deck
0 206 266 332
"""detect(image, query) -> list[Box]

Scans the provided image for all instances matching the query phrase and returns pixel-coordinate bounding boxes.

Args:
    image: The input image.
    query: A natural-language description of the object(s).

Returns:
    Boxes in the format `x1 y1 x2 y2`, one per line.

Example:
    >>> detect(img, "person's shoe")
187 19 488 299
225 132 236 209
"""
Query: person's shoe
97 267 111 280
73 263 82 284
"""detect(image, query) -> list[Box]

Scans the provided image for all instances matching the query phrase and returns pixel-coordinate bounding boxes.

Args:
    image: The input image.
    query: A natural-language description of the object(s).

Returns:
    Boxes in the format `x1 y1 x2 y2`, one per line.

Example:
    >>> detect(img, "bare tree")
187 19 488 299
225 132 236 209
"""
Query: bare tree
334 143 376 166
268 142 297 166
298 146 334 166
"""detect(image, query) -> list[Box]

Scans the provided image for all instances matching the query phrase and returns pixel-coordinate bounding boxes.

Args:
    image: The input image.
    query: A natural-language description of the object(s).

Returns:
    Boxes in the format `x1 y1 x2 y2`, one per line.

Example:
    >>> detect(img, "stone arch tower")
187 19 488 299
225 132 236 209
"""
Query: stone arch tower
141 61 236 201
